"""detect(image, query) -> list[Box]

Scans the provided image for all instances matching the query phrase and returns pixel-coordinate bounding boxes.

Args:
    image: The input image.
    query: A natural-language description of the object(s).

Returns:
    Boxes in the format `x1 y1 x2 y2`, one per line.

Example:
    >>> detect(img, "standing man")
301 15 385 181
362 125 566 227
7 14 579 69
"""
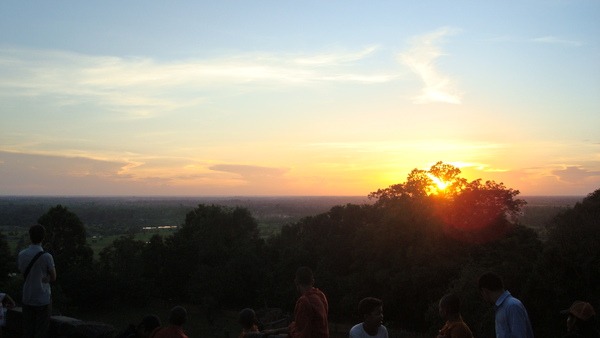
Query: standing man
18 224 56 338
478 271 534 338
264 267 329 338
289 267 329 338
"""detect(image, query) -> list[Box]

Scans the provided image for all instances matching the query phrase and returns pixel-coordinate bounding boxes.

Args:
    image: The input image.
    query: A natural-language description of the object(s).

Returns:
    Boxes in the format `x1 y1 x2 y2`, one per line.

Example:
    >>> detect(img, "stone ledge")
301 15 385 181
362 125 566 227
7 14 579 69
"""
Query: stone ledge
3 307 115 338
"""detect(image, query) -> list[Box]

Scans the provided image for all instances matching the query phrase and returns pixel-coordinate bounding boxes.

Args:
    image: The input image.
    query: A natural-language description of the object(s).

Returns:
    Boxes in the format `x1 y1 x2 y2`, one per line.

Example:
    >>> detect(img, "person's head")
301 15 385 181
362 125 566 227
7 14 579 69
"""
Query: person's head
238 308 257 330
136 315 161 337
439 294 461 320
29 224 46 244
358 297 384 329
478 271 504 303
169 306 187 326
294 267 314 290
561 301 596 332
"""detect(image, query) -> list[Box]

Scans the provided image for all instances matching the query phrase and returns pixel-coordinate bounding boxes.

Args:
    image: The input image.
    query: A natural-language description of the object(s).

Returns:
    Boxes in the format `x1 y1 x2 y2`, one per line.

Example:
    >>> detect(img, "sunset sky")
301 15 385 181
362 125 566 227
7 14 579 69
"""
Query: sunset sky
1 1 599 196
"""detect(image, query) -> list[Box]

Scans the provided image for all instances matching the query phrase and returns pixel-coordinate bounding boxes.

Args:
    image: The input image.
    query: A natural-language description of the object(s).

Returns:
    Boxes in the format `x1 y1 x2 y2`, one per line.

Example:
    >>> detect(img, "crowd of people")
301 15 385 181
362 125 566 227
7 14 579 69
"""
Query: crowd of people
3 225 599 338
119 267 599 338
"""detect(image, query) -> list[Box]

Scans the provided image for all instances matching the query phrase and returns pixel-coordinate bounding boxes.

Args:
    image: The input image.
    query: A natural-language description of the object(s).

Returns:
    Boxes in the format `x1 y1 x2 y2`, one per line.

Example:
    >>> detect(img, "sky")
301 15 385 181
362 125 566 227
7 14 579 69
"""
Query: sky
1 1 599 197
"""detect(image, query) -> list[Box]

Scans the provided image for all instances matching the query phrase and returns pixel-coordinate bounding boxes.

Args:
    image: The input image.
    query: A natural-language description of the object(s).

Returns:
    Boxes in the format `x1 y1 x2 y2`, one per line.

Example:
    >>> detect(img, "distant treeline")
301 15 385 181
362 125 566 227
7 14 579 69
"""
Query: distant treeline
0 196 371 235
0 163 596 337
0 195 579 237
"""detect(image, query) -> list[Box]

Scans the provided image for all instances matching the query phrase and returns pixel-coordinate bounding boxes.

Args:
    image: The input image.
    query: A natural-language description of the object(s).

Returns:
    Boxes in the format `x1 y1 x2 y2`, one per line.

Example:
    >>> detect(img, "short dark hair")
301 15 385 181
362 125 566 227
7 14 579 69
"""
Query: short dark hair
358 297 383 317
29 225 46 244
169 306 187 326
238 308 256 328
295 267 314 286
478 271 504 291
440 294 461 315
138 314 161 331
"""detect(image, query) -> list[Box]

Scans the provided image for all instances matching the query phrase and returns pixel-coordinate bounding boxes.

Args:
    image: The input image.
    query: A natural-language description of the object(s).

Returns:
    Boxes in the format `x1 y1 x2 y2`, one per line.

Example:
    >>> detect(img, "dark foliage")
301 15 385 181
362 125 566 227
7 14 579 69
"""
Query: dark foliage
37 205 95 310
0 232 15 284
161 204 268 307
524 188 600 337
0 164 596 337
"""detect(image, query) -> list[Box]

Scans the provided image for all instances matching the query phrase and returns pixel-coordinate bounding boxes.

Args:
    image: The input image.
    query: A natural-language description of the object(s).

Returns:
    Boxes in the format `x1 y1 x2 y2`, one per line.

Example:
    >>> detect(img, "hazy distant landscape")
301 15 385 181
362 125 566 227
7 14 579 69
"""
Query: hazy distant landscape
2 0 598 336
0 194 582 257
0 193 593 337
0 194 582 232
0 195 371 229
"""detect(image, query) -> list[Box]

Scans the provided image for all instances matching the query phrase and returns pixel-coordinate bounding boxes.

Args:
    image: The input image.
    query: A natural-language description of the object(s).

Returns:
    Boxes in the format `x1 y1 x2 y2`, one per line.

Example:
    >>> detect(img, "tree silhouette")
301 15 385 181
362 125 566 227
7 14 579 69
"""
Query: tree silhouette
99 235 151 306
0 231 14 285
525 188 600 336
37 204 94 308
162 204 266 306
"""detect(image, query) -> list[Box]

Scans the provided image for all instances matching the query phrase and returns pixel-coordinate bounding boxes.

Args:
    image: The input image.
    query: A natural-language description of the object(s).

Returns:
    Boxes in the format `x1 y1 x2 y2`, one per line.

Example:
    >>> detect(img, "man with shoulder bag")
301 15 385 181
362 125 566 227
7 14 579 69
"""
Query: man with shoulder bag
18 225 56 338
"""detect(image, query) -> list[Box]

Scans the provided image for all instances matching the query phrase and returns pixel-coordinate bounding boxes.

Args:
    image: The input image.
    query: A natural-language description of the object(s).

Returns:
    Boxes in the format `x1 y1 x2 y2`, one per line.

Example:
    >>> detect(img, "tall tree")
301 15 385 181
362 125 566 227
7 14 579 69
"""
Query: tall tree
525 188 600 337
437 179 525 243
37 205 93 271
161 204 266 307
0 231 15 285
370 162 525 243
98 235 150 306
37 205 94 308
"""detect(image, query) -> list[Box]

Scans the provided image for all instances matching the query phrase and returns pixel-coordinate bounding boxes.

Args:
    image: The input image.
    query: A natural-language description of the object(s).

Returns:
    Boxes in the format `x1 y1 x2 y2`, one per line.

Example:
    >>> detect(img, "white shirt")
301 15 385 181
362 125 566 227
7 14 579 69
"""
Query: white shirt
18 245 54 306
349 323 388 338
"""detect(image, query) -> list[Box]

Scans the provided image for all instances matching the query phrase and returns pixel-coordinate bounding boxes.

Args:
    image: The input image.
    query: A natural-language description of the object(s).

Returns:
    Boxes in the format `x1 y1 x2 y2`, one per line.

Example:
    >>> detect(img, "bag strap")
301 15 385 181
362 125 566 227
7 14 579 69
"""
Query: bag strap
23 251 46 281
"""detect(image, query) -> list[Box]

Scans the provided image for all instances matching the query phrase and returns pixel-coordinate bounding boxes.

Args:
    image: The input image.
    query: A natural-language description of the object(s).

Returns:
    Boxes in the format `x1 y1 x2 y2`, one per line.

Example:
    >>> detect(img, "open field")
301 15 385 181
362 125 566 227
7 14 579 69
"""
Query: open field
87 227 178 258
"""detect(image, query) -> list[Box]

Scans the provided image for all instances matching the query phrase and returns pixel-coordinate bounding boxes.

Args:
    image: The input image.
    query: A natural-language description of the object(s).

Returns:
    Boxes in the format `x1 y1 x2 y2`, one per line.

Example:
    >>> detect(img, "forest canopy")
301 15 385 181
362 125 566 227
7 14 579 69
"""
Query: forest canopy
1 162 597 337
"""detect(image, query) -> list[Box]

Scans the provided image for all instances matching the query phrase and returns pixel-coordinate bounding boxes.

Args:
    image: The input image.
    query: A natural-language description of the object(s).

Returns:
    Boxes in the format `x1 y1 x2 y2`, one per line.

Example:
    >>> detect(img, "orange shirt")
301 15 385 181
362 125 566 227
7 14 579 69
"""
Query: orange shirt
150 324 188 338
289 287 329 338
239 324 259 338
437 317 473 338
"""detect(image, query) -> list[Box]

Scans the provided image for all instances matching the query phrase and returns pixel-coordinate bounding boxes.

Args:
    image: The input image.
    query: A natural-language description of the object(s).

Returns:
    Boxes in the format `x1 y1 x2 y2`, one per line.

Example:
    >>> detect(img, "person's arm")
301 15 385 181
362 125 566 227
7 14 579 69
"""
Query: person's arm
44 267 57 283
42 254 56 283
2 294 15 309
262 326 289 335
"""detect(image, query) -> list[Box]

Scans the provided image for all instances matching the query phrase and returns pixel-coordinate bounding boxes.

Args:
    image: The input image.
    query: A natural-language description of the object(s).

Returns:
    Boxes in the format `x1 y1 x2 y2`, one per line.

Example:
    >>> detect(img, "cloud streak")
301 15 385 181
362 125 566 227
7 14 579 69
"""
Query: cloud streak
533 36 582 46
210 164 291 179
0 46 395 119
552 166 600 183
398 27 463 104
488 35 583 47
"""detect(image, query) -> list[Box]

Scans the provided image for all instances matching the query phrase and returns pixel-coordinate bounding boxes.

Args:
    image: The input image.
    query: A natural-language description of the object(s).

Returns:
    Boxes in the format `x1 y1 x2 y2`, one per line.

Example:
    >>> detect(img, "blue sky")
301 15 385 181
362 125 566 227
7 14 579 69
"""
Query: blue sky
1 0 599 196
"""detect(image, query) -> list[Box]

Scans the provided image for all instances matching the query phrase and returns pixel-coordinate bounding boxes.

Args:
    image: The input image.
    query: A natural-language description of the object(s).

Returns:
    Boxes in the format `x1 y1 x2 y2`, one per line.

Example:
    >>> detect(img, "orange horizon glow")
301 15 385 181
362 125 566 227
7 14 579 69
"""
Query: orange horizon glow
1 2 598 197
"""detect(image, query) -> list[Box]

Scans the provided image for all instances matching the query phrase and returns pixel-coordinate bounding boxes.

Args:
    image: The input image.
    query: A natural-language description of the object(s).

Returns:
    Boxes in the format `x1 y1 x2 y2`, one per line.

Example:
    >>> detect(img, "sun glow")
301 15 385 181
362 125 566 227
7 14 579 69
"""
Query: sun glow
428 174 448 191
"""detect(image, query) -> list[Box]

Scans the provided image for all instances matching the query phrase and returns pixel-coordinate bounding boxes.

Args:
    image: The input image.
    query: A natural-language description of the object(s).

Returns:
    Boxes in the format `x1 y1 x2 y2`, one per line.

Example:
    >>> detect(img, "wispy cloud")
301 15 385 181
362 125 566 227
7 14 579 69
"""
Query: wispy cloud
533 36 582 46
209 164 290 179
292 46 380 65
398 27 463 104
0 46 395 119
551 166 600 182
488 35 583 46
0 149 301 195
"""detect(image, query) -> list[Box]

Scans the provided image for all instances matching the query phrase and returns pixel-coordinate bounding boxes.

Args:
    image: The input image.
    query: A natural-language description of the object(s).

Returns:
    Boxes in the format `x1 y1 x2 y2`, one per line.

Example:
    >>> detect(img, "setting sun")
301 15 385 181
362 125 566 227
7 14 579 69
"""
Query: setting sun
428 174 448 192
0 2 598 197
